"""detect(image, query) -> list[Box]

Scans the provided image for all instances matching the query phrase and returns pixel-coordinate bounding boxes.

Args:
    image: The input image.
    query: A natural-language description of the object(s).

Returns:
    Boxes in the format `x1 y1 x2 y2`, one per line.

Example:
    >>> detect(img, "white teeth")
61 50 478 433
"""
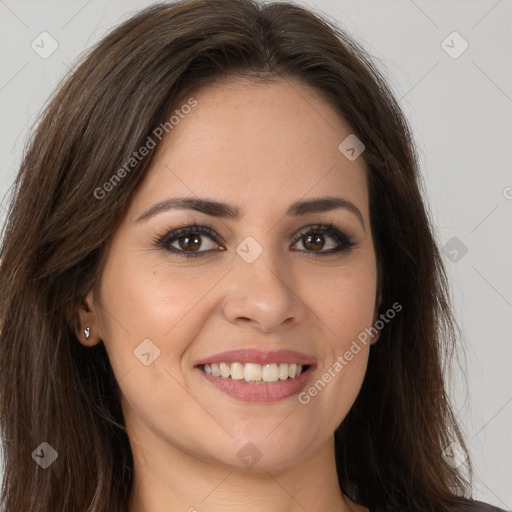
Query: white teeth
262 363 279 382
219 362 230 378
244 363 262 382
211 363 221 377
230 362 244 380
202 362 307 381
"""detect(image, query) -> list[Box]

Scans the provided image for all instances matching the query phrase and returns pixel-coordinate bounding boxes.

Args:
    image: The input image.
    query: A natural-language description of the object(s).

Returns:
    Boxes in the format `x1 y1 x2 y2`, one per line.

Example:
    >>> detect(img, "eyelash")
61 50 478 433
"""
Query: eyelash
153 221 357 259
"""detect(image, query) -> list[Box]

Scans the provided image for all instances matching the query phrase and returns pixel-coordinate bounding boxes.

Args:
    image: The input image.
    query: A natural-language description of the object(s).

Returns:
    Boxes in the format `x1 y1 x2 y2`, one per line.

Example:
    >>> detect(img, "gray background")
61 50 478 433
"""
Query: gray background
0 0 510 508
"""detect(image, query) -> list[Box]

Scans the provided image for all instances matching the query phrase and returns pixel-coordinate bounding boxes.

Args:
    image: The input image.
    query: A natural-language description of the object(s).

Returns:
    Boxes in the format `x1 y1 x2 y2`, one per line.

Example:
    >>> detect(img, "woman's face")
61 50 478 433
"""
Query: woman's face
83 77 378 471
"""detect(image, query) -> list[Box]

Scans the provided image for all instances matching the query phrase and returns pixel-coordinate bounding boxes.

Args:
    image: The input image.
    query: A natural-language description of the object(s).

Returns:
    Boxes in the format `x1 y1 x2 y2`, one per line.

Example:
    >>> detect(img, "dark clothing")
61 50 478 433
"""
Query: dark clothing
471 502 510 512
370 501 510 512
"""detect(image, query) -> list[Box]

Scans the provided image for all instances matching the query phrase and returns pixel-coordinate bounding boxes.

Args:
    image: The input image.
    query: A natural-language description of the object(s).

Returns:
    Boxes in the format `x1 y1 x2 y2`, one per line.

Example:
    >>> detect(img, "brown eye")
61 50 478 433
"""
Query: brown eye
175 233 203 252
154 222 356 259
302 233 327 251
292 223 356 255
155 223 224 258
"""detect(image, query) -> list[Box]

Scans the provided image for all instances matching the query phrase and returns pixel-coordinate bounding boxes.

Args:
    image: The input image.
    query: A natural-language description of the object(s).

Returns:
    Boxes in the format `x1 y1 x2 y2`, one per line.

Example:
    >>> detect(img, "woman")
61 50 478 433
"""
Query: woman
0 0 507 511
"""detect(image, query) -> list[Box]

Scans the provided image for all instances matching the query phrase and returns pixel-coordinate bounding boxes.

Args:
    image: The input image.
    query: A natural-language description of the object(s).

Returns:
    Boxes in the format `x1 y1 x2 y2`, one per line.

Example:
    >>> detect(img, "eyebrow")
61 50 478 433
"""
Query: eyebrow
136 195 365 229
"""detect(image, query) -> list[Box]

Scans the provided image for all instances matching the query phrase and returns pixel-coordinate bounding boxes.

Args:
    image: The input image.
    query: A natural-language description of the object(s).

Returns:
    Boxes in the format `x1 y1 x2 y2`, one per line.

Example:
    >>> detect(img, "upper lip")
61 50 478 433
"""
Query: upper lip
195 348 316 366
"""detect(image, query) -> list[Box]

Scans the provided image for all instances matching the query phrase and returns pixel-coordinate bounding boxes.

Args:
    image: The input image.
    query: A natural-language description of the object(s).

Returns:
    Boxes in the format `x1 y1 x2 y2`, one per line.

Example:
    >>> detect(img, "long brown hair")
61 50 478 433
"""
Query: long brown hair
0 0 480 510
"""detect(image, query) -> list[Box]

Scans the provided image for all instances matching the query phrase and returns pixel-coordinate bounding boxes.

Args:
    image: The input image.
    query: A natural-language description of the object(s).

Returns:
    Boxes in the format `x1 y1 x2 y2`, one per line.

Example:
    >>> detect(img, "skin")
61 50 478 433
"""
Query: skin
78 77 379 512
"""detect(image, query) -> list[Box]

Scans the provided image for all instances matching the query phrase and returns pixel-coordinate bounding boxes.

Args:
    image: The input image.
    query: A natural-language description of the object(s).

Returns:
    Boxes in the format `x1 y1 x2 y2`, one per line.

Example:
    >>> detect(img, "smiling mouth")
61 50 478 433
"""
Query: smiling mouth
201 362 309 383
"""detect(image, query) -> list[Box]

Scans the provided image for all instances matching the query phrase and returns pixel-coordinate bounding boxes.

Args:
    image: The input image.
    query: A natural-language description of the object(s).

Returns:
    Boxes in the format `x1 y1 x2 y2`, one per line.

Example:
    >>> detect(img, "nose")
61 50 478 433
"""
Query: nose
221 245 305 334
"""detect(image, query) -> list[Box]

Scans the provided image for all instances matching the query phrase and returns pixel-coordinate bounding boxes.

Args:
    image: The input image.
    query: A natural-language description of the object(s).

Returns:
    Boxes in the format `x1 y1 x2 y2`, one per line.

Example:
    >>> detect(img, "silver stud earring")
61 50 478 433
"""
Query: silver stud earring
83 327 91 341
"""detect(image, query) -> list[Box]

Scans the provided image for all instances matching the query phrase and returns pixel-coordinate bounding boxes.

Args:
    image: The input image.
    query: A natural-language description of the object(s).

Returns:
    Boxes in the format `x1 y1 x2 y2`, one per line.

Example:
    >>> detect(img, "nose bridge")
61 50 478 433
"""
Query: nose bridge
221 232 303 332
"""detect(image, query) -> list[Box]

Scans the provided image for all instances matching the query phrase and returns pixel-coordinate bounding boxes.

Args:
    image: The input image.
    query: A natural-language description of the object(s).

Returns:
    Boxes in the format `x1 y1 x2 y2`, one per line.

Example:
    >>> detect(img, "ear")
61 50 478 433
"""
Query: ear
75 290 102 347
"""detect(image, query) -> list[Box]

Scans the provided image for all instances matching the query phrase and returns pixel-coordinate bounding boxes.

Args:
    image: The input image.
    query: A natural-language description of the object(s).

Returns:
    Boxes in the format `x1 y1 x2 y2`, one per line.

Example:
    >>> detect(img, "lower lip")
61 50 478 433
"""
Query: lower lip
198 367 314 403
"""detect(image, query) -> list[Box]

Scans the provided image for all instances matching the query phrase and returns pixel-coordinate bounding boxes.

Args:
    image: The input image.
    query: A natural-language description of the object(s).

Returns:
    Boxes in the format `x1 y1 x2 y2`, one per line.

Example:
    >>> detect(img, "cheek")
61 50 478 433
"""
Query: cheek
297 258 376 426
96 248 229 386
96 256 216 444
311 258 378 349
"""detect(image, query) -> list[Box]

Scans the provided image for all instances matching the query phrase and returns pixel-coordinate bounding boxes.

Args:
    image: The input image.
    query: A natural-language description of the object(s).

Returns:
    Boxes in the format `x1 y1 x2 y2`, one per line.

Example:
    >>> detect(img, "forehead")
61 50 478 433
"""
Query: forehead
126 78 369 223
